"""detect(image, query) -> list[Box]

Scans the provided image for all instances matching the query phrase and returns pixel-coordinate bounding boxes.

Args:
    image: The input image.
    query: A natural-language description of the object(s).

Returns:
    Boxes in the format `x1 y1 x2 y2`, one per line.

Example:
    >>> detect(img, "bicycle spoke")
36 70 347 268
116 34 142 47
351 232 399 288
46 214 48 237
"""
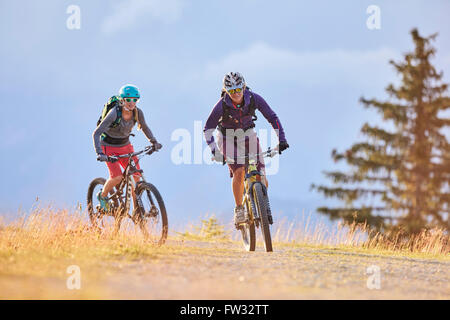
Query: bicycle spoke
135 183 168 245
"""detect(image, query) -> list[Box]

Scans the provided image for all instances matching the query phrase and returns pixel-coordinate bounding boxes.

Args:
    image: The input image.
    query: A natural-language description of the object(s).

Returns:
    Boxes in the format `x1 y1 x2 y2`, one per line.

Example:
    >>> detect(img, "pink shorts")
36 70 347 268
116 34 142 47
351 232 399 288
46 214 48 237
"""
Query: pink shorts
102 144 142 178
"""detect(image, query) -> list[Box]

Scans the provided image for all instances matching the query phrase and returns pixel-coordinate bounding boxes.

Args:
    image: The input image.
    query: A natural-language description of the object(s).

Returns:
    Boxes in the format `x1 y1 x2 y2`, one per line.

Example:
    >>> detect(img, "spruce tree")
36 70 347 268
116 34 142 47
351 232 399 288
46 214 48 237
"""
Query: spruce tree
312 29 450 234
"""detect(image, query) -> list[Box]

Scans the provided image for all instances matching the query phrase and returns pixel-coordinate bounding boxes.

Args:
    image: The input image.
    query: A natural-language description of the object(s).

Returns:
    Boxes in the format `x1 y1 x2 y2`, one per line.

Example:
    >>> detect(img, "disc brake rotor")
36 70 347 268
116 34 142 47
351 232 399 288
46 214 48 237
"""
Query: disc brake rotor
145 205 159 218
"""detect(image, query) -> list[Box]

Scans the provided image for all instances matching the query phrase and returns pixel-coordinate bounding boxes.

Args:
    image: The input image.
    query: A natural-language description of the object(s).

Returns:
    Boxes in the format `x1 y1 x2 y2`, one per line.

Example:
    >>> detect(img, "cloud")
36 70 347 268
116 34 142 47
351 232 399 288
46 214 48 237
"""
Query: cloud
101 0 184 34
200 42 401 90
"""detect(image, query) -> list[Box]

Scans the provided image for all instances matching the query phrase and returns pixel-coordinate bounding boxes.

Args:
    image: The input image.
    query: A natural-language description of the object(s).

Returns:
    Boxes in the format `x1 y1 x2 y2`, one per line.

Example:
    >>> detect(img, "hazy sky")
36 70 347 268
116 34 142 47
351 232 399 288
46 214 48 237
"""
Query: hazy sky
1 0 449 227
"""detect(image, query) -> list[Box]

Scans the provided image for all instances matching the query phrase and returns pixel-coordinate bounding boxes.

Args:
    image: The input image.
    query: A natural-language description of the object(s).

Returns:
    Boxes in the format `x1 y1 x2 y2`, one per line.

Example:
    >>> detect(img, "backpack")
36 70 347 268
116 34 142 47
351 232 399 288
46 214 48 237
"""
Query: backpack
97 95 123 128
218 87 257 134
96 95 140 129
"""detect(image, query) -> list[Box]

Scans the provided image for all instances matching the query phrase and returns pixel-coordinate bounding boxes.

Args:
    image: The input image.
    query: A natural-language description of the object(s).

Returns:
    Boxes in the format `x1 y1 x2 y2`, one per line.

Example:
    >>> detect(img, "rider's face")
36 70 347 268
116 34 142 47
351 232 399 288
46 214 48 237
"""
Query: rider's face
123 97 138 110
228 88 244 105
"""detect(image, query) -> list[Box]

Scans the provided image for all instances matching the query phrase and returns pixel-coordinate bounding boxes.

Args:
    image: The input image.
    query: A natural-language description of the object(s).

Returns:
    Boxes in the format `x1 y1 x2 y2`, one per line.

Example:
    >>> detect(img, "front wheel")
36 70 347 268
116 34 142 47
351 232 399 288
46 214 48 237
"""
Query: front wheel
253 183 273 252
135 182 168 245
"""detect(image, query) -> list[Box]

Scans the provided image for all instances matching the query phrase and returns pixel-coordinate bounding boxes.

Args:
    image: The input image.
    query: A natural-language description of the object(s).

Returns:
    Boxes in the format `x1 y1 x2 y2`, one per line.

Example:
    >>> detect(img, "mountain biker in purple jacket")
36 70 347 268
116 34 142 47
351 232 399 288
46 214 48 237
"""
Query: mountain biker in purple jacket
204 72 289 227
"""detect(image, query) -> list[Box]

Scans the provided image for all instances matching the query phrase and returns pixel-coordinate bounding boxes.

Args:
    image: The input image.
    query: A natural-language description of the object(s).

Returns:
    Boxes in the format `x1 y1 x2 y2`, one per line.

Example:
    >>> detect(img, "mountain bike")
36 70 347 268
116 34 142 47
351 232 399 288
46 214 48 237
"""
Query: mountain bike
87 145 168 245
216 147 279 252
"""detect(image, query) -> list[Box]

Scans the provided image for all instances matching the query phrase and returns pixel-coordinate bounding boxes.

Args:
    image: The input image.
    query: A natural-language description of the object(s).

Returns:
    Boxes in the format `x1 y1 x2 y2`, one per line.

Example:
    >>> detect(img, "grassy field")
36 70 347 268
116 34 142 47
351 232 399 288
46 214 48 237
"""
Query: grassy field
0 207 448 299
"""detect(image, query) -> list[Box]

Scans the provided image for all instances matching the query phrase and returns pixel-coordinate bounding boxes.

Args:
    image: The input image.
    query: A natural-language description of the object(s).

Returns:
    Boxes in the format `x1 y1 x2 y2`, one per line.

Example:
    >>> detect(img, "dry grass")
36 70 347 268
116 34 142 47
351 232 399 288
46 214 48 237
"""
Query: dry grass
0 206 449 299
265 212 449 259
0 207 448 277
1 207 448 263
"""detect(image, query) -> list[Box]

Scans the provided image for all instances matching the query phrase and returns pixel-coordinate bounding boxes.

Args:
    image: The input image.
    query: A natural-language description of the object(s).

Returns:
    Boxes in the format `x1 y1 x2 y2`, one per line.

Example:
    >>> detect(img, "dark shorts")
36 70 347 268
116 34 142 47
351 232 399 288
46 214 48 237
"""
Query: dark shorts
217 130 266 178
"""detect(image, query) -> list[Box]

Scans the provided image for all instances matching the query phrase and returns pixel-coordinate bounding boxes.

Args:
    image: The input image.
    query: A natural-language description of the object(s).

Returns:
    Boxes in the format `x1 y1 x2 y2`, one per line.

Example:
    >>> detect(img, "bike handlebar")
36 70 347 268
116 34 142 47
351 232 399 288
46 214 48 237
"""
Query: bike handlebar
214 146 280 165
105 145 161 163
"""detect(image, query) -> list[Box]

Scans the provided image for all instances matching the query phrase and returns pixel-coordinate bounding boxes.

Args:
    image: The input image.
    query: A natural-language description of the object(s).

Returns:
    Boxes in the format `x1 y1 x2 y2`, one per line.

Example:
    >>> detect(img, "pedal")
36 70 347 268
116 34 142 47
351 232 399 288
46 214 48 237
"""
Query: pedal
235 217 249 229
235 222 246 230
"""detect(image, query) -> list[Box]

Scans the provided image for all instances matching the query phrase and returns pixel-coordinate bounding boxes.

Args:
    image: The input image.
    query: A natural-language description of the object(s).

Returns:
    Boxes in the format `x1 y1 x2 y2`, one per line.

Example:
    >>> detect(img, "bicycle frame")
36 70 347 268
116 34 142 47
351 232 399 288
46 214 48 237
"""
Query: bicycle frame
241 159 265 228
103 146 156 218
229 147 278 228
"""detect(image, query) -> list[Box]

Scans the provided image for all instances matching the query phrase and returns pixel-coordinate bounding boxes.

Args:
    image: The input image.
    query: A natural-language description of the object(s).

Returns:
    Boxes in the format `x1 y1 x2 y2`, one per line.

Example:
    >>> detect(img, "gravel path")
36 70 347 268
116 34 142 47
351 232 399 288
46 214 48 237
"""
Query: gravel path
95 240 450 299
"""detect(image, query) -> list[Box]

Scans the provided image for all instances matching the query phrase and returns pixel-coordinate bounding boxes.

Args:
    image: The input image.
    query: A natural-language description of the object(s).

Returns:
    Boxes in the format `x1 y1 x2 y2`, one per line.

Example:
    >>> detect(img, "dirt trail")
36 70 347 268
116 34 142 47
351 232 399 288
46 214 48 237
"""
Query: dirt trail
2 239 449 299
88 240 450 299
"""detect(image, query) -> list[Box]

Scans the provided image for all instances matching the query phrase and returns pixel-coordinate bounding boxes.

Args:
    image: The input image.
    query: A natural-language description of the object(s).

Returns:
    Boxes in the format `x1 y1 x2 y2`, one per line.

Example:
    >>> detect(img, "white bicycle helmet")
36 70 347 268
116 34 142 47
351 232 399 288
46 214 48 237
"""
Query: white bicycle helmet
223 72 246 90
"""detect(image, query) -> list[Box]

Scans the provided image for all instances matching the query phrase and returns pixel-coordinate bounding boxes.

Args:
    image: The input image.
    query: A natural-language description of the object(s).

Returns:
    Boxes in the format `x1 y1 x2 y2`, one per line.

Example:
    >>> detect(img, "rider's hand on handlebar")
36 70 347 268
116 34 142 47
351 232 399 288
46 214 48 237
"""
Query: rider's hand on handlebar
278 141 289 154
97 153 118 163
211 150 225 163
97 153 109 162
152 141 163 151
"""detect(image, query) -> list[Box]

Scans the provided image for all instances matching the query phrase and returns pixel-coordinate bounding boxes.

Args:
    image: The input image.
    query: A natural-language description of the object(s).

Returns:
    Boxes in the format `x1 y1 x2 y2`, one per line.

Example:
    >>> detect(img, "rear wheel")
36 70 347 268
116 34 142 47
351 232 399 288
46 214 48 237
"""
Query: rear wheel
239 223 256 251
135 182 168 245
253 183 273 252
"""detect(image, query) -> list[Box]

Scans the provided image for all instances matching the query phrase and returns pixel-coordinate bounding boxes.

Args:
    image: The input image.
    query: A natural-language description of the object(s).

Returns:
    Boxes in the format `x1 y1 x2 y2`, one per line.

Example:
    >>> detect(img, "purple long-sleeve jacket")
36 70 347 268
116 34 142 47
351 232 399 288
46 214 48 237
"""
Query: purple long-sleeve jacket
204 88 287 153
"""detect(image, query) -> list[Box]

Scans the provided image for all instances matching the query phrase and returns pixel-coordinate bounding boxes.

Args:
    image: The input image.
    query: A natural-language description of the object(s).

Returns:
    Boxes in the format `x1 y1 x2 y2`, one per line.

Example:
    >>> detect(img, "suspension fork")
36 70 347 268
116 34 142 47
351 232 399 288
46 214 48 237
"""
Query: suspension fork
247 181 259 220
132 170 157 216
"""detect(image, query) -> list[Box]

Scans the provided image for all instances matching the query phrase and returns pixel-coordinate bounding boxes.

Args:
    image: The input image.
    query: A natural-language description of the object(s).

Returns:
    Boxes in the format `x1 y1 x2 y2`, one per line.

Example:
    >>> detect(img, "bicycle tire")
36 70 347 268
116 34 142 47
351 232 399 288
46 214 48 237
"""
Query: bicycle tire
87 177 122 234
240 223 256 251
135 182 168 245
253 183 273 252
239 201 256 251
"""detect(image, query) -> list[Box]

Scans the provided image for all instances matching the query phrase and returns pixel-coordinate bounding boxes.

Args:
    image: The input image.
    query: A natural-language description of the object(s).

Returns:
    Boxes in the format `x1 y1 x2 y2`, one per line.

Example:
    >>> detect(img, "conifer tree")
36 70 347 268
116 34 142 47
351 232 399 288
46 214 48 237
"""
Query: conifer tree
312 29 450 234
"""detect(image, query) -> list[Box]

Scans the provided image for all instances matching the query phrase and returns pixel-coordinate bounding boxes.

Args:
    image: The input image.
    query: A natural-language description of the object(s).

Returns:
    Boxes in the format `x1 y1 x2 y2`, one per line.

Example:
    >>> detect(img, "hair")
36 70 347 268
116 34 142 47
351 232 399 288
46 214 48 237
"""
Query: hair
135 108 141 131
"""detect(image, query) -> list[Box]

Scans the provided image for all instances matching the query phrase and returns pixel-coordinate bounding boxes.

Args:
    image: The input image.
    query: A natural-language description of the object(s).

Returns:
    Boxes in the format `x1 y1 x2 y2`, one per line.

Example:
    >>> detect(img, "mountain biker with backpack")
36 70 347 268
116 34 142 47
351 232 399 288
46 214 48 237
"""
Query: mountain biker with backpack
204 72 289 227
93 84 162 213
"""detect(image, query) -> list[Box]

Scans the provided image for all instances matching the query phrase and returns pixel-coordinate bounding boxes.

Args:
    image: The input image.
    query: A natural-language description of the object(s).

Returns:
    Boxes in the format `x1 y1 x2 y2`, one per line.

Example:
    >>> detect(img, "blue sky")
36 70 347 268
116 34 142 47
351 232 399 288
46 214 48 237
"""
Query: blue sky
1 0 449 228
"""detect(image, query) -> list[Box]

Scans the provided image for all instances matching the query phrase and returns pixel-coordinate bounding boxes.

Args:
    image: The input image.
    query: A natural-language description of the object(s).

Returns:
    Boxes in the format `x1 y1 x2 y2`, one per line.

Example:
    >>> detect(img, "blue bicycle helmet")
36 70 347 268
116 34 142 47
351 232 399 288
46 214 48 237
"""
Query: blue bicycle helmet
119 84 140 98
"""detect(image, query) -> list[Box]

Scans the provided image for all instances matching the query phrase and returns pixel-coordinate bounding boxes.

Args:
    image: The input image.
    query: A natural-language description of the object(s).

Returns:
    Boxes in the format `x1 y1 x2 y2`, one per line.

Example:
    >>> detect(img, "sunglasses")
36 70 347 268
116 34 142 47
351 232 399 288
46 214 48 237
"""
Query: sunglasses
227 87 243 94
125 98 139 102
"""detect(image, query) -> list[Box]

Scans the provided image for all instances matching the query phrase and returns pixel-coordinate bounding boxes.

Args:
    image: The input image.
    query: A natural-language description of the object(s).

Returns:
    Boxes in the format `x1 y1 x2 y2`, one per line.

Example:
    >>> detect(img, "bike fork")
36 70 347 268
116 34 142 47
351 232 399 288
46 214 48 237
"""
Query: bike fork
261 184 273 225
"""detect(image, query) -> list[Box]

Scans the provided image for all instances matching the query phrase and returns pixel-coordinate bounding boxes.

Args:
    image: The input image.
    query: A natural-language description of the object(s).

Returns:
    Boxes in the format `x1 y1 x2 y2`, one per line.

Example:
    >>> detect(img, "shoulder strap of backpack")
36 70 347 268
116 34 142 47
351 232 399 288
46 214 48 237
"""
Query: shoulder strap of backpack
114 104 122 126
247 91 257 121
220 97 232 126
219 89 257 125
